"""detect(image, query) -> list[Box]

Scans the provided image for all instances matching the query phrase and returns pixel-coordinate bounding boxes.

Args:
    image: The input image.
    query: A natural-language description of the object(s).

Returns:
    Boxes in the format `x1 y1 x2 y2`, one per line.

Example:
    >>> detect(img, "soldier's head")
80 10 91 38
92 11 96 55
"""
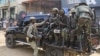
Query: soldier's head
51 8 59 15
59 9 65 16
79 2 88 6
29 17 36 24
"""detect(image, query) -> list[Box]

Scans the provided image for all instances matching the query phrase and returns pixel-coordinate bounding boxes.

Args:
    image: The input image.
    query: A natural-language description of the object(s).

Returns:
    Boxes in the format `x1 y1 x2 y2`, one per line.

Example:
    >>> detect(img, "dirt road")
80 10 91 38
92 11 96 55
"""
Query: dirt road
0 31 44 56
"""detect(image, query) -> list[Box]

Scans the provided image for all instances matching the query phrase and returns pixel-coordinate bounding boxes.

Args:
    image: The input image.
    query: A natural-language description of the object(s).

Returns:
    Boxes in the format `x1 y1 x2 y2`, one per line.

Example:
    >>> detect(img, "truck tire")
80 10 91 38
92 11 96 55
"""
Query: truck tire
6 34 16 48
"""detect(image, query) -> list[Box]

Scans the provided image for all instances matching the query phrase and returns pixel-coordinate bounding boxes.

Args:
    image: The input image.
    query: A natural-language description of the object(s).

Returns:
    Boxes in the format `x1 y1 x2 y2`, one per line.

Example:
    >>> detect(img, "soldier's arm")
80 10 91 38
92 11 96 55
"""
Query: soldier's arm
35 19 47 26
27 25 34 38
59 16 67 25
64 16 68 24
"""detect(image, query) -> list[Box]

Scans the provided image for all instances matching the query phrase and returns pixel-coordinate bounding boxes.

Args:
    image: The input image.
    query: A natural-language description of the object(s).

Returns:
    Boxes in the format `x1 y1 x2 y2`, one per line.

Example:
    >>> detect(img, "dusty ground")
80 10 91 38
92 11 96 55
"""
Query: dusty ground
0 31 44 56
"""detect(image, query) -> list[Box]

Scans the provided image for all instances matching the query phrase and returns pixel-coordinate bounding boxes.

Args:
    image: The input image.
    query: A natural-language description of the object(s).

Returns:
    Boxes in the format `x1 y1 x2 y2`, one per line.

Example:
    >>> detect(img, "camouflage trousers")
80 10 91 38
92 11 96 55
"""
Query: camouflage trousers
61 28 69 41
69 18 92 44
54 28 68 45
76 18 92 38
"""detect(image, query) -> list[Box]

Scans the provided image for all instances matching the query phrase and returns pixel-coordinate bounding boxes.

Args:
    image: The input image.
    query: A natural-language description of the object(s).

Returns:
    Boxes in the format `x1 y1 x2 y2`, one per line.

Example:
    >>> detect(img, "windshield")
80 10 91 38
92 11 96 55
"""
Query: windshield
24 15 50 22
22 15 50 26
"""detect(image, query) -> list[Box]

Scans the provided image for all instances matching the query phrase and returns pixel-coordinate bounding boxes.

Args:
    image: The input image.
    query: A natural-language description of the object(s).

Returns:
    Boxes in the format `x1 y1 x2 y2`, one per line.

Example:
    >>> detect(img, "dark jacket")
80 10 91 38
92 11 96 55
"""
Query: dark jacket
59 15 68 28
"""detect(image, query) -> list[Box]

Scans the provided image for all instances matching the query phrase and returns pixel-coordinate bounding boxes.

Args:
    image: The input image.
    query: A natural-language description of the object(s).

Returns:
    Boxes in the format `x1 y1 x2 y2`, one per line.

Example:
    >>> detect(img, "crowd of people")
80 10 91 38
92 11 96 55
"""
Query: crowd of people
0 19 18 31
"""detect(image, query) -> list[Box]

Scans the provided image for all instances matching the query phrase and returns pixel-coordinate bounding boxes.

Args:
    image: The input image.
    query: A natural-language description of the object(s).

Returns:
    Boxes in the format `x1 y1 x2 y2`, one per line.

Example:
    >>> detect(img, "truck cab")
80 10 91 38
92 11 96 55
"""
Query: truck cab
5 14 50 48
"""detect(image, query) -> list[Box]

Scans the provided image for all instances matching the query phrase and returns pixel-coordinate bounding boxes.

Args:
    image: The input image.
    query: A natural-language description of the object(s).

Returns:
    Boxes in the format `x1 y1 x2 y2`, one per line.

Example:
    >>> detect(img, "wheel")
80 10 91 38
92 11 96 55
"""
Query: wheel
6 34 16 48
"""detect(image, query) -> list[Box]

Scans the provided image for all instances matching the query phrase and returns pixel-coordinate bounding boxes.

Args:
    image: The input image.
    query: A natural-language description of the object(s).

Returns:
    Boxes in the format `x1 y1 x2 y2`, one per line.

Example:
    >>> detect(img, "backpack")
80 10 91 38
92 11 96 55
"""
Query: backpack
76 5 92 19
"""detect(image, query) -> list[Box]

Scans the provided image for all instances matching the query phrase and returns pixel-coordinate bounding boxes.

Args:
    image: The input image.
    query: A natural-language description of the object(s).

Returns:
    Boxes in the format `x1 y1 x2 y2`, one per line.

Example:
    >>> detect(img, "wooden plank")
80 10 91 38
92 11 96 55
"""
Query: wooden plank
64 49 85 56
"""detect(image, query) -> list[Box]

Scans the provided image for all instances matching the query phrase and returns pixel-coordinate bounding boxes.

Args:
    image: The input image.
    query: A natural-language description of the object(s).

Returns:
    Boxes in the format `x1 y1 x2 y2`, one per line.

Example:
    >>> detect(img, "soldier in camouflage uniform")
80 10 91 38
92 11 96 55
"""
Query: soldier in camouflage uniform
47 8 59 45
67 4 79 48
75 2 93 37
59 9 68 46
75 2 93 51
49 8 59 28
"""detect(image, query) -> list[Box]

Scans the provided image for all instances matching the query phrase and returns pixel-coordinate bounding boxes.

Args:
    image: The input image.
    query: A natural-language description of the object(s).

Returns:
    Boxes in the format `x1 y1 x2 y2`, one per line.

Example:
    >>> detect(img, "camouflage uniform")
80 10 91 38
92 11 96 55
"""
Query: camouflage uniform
75 3 94 51
67 5 79 47
47 8 59 44
59 9 68 46
75 3 93 37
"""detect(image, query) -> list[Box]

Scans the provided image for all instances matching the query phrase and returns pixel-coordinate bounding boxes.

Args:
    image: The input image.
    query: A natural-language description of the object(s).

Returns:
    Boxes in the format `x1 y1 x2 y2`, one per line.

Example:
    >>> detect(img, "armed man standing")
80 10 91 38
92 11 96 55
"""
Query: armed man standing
47 8 59 44
75 2 93 52
27 17 46 56
75 2 93 37
59 9 68 46
49 8 59 28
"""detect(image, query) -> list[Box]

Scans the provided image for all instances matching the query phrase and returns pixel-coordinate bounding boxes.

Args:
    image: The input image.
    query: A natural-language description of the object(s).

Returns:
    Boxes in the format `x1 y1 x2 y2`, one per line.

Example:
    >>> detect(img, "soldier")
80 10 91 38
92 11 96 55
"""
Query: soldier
68 4 79 29
75 2 93 36
67 4 79 48
27 17 47 56
49 8 59 28
47 8 59 44
75 2 93 51
59 9 67 28
59 9 68 46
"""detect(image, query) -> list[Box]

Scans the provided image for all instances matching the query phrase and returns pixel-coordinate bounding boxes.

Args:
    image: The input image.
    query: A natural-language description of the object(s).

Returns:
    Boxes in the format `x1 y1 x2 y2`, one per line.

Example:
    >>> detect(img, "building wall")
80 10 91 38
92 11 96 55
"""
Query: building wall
0 0 61 19
0 0 7 7
22 0 61 14
61 0 100 17
0 0 27 19
61 0 100 8
0 0 7 19
94 7 100 18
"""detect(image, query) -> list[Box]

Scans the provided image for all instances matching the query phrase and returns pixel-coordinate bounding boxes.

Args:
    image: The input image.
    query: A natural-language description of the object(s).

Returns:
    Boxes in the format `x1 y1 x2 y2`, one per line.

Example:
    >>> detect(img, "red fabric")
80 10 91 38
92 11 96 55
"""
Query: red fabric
91 38 98 45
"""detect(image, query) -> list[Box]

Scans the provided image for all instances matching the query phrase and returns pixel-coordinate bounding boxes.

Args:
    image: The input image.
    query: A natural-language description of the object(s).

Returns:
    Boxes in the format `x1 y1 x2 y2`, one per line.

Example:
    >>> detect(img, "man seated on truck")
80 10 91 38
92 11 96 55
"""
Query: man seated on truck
59 9 68 46
46 8 59 44
27 17 47 56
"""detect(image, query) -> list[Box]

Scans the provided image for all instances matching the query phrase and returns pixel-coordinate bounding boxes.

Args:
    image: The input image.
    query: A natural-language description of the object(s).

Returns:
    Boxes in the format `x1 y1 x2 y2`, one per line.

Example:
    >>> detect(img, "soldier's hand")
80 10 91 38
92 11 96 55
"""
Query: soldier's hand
31 36 37 40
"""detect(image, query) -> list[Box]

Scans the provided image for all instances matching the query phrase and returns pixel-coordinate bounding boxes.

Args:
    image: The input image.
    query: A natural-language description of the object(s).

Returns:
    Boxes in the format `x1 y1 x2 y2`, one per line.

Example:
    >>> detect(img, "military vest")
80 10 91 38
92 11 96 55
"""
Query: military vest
76 5 92 19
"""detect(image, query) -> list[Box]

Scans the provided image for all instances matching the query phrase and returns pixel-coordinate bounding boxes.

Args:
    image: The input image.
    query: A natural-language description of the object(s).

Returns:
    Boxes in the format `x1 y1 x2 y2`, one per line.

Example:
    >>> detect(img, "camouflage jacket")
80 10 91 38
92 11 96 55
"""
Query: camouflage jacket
76 5 93 19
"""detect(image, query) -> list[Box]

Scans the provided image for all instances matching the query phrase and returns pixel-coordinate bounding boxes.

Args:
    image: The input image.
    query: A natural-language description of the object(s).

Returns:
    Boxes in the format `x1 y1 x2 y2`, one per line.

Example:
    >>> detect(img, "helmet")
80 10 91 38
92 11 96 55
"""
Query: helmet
51 8 59 13
70 7 76 13
79 2 88 6
59 9 65 15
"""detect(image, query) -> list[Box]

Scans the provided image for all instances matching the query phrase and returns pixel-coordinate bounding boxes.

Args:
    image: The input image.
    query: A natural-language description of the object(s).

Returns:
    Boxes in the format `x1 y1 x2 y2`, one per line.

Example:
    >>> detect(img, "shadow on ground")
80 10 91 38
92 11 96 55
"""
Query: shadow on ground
0 45 45 56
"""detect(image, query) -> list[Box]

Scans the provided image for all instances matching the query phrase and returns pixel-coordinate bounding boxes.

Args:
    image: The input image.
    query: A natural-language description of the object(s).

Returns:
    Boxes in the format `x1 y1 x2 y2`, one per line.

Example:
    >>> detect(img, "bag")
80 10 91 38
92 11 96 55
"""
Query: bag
77 6 91 19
